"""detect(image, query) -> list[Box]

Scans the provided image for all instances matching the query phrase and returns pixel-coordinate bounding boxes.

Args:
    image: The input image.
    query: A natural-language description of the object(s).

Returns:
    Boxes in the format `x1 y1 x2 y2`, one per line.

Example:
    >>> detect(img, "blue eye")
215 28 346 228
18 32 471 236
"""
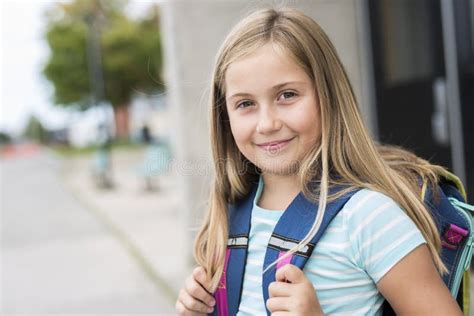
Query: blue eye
278 91 297 101
237 100 253 109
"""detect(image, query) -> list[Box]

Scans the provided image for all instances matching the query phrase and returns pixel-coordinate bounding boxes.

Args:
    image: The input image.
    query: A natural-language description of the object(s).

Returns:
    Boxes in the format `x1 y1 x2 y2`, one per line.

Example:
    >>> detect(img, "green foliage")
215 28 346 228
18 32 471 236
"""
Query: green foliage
49 139 143 157
102 13 163 105
23 115 46 143
43 0 163 109
0 132 12 144
44 22 89 106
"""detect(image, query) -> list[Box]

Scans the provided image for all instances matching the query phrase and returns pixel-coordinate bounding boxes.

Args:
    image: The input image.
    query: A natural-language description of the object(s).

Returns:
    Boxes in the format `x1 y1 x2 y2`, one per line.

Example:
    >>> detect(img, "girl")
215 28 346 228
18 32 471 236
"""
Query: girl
176 7 463 315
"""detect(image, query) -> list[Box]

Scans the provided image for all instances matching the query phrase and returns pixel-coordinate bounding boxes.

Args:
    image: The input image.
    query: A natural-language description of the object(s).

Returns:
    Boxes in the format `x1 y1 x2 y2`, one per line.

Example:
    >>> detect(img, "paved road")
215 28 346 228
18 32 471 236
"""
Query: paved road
1 150 175 315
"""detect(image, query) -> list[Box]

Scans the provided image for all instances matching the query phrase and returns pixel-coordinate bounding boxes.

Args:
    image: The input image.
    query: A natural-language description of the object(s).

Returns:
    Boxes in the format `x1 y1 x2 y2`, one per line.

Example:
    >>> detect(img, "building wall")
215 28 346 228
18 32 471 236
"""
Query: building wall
160 0 374 265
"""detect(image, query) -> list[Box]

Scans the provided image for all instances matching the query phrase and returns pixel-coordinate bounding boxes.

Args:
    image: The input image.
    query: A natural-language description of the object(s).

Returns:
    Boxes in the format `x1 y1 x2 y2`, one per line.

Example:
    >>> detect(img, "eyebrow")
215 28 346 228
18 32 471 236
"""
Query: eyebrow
227 81 305 100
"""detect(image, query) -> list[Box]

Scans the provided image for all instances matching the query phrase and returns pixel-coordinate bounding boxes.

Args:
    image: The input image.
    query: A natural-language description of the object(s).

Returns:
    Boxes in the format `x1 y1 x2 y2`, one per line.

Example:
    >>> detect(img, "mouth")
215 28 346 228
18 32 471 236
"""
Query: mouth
256 137 295 152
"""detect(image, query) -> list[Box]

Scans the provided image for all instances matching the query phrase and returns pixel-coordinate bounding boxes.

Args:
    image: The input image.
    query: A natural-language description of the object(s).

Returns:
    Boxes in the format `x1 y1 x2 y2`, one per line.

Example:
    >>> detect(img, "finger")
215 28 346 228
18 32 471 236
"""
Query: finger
185 274 216 307
175 300 184 315
266 296 292 313
271 312 291 316
275 264 306 284
179 288 214 314
175 300 194 316
176 299 206 316
193 266 214 293
268 281 293 298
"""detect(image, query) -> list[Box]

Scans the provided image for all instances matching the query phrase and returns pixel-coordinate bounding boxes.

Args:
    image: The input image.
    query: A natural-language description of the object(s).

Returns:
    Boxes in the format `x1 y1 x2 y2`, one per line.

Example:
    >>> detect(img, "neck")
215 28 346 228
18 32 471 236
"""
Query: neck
262 173 300 193
258 172 301 210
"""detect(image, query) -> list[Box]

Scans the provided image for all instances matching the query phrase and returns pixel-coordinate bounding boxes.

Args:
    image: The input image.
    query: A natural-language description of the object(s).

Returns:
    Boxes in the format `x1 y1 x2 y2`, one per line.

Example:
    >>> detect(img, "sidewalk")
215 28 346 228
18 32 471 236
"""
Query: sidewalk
61 148 191 311
3 147 182 314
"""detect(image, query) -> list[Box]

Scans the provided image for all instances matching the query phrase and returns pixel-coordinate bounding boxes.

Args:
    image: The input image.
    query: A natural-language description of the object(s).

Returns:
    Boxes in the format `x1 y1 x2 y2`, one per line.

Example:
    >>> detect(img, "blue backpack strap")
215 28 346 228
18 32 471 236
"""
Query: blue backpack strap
262 186 359 315
212 184 257 316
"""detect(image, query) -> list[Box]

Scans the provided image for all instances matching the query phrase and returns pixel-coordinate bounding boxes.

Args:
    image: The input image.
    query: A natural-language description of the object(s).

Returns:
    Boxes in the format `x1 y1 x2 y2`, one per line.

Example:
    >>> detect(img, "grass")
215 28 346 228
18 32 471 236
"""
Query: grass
49 140 144 157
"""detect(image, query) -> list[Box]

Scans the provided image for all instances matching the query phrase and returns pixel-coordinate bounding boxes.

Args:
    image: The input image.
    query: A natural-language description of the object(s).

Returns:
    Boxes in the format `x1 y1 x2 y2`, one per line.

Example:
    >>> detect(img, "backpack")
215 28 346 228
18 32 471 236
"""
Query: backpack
212 171 473 316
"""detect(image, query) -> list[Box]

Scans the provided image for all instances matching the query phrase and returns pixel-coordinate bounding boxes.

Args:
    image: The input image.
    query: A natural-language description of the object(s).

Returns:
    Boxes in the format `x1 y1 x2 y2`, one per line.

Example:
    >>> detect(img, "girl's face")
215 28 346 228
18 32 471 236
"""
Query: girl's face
224 43 321 176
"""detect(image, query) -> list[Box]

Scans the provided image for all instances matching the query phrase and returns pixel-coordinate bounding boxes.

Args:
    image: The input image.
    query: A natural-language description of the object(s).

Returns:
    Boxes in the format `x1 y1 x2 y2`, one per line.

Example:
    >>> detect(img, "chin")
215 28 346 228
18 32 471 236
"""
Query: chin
255 158 301 176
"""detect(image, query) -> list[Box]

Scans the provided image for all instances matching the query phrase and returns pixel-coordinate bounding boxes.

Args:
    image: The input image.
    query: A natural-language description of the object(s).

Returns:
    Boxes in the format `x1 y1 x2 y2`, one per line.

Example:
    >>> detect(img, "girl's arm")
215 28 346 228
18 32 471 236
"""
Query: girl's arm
377 244 462 315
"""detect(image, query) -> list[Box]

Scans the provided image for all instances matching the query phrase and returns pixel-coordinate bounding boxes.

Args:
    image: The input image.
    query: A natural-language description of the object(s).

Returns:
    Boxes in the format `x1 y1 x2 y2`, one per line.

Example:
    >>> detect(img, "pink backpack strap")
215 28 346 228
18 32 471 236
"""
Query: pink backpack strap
214 249 231 316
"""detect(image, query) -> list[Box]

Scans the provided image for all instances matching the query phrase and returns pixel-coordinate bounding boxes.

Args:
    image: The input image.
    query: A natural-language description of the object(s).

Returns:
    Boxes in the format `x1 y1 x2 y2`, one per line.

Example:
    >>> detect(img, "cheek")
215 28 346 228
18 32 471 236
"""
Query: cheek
292 102 321 139
229 116 254 148
307 111 322 139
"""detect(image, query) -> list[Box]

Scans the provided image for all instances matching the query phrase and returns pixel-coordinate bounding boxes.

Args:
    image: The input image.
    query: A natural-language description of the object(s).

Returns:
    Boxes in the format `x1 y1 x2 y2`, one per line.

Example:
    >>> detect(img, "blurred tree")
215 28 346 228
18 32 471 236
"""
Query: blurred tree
43 0 163 139
0 132 12 145
23 115 46 143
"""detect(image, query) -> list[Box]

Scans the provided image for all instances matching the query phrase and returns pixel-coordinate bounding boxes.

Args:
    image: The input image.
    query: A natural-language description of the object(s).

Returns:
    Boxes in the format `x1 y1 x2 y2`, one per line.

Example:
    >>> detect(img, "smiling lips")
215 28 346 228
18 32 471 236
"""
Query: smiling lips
256 137 295 152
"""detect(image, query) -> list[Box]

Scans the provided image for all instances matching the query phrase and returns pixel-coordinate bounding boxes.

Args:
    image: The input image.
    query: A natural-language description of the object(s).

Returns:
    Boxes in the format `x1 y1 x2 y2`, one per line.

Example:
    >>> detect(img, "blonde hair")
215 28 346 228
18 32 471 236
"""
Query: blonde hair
194 7 447 291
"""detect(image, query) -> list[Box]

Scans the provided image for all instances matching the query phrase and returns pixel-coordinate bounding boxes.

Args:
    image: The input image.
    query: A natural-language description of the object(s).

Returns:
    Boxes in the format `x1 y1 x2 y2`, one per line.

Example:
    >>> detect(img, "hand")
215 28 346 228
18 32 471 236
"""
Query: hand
266 264 324 316
176 266 216 315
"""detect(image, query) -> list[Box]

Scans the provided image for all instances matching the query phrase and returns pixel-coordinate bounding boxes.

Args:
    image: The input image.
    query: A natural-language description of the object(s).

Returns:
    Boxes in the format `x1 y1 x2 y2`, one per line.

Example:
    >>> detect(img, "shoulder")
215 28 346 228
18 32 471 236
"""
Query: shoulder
341 188 423 238
340 189 426 281
342 188 407 222
344 188 400 209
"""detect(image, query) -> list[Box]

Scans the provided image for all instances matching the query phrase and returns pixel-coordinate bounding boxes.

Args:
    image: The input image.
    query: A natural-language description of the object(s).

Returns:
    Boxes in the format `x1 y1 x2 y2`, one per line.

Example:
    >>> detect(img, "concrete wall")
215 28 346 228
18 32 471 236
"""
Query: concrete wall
160 0 375 266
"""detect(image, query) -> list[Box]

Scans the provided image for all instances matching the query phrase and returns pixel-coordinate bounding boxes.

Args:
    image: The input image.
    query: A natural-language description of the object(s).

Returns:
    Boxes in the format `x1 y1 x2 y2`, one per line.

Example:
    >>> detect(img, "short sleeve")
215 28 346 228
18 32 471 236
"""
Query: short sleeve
344 190 426 283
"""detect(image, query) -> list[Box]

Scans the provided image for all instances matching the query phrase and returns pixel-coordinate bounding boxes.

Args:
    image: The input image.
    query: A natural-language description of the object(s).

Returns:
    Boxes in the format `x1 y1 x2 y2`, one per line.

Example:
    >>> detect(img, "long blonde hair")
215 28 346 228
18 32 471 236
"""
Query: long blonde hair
194 7 447 291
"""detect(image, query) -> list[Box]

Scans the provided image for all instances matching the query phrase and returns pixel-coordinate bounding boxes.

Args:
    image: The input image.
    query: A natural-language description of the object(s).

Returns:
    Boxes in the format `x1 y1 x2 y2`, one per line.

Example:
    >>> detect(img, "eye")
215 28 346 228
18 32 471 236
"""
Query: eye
278 91 297 102
236 100 254 109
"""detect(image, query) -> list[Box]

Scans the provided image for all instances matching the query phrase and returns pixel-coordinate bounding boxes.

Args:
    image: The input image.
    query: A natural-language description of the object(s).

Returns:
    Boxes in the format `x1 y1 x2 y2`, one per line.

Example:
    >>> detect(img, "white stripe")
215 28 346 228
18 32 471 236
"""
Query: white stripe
248 243 267 251
238 304 266 315
316 241 350 250
319 290 378 305
345 191 378 219
353 215 407 262
325 226 344 233
310 253 349 264
351 201 392 238
247 258 263 267
244 274 261 284
253 216 277 226
242 289 261 300
305 267 361 278
365 229 420 266
330 301 384 316
313 278 372 290
250 231 272 239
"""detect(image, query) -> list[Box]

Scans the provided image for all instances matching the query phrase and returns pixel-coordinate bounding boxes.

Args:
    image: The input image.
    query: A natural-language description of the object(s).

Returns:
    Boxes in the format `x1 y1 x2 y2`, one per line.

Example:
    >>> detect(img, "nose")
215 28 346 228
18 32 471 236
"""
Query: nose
256 105 282 134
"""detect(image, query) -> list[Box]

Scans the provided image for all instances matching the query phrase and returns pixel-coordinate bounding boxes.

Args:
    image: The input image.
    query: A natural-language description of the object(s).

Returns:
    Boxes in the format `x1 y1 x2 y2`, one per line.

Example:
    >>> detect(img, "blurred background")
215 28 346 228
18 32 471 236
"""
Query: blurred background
1 0 473 315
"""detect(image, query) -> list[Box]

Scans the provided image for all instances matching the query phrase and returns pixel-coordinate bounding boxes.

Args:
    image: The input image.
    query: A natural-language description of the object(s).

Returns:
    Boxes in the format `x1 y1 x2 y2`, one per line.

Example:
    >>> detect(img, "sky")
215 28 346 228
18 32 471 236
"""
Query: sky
0 0 152 136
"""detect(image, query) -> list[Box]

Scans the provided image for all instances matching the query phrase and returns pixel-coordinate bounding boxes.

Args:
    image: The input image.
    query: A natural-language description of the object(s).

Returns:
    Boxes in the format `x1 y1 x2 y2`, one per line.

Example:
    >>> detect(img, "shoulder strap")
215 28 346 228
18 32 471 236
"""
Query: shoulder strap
212 184 257 316
261 186 359 315
215 185 358 316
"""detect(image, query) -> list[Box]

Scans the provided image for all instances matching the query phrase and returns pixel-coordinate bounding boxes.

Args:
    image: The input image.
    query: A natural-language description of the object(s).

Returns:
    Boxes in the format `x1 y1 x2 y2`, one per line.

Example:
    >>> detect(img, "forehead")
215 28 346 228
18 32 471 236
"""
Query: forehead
224 43 310 97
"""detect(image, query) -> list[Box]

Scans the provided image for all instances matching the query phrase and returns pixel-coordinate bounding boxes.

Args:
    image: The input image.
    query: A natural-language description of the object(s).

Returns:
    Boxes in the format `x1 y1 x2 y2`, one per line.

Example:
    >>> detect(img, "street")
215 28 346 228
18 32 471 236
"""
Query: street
1 150 175 315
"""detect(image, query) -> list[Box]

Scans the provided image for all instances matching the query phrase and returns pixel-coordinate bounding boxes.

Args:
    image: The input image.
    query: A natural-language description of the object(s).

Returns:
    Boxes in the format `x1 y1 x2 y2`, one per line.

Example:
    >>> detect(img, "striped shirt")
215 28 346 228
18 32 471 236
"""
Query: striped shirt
237 179 426 315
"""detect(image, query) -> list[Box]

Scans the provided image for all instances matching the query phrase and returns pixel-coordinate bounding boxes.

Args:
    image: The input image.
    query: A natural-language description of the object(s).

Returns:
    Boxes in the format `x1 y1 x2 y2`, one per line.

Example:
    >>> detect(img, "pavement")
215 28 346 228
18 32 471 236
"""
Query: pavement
61 147 190 296
1 145 189 315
